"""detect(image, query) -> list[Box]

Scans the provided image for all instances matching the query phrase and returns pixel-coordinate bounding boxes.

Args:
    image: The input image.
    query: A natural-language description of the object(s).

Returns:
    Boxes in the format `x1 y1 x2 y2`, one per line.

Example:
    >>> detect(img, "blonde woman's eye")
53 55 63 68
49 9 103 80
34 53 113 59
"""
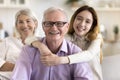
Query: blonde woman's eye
27 20 31 23
18 21 23 24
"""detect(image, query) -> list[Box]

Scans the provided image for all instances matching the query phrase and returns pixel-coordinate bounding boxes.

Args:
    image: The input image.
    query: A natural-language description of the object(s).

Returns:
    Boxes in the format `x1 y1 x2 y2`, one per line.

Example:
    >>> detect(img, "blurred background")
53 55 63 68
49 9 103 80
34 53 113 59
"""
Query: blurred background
0 0 120 80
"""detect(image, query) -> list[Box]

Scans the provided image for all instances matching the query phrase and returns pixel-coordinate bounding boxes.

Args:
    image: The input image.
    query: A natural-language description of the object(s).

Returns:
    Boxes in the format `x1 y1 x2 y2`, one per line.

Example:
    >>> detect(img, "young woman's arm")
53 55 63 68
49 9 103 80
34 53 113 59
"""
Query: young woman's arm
25 34 102 65
25 36 69 66
68 34 102 64
25 36 51 56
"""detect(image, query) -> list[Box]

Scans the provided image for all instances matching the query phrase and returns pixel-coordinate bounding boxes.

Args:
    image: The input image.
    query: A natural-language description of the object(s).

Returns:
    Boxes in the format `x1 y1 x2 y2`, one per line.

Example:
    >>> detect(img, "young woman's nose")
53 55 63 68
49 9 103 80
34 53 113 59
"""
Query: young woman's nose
80 20 85 26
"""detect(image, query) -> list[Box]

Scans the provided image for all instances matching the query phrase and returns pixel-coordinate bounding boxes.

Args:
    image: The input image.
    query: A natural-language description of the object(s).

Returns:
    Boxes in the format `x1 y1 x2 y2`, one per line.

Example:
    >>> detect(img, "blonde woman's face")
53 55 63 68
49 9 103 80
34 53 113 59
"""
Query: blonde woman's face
73 10 93 37
16 15 37 38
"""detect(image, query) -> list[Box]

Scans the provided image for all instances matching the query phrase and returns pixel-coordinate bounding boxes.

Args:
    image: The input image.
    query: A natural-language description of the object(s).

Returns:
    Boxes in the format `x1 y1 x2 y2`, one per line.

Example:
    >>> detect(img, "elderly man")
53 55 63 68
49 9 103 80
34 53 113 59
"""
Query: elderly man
11 7 93 80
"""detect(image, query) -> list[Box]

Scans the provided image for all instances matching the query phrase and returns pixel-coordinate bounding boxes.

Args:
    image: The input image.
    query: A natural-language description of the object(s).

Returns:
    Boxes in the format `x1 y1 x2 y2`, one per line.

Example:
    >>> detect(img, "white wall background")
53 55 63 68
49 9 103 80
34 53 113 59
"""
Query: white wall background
0 0 120 39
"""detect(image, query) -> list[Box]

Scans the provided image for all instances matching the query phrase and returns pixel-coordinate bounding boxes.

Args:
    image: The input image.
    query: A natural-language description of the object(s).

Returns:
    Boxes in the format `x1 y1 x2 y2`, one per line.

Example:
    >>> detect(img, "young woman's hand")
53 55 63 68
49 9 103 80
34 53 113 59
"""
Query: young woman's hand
40 54 69 66
25 36 69 66
25 36 51 55
32 41 51 56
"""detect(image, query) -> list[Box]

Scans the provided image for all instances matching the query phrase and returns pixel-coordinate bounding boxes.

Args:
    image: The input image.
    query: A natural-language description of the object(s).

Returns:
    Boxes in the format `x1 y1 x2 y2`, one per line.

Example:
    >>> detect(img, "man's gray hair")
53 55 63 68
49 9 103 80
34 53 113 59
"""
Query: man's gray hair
42 7 68 22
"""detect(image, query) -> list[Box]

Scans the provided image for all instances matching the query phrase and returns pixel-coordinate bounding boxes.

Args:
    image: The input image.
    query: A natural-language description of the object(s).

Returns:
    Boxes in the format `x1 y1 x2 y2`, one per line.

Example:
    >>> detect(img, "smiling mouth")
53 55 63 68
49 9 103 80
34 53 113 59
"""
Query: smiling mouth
77 26 85 31
49 31 59 35
21 28 30 32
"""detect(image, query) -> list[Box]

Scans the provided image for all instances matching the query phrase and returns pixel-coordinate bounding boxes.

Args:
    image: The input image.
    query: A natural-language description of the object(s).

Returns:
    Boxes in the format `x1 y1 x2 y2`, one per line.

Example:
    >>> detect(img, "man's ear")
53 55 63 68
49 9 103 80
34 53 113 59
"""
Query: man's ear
42 23 45 31
65 23 70 33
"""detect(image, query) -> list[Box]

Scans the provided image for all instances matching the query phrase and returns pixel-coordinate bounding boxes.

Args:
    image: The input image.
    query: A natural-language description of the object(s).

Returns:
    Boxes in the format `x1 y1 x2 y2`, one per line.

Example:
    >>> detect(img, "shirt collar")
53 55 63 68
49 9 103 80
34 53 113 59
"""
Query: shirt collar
42 38 68 54
60 39 67 53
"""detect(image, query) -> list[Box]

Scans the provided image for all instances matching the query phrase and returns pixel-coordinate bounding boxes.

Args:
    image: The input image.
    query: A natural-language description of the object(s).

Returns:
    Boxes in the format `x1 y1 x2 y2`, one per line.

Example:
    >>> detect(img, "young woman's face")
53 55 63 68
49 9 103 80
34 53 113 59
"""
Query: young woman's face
16 15 37 38
73 10 93 37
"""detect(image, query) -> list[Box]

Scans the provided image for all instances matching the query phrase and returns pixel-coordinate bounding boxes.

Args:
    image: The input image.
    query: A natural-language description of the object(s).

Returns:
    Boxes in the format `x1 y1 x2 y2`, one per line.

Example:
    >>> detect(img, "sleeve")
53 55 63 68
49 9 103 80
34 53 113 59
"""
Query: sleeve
73 62 93 80
0 39 8 67
11 47 32 80
68 33 102 64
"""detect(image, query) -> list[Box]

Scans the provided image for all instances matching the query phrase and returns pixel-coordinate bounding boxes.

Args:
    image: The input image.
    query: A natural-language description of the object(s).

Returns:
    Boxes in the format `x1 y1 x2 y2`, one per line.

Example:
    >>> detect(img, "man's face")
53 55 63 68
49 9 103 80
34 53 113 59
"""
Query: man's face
42 11 69 42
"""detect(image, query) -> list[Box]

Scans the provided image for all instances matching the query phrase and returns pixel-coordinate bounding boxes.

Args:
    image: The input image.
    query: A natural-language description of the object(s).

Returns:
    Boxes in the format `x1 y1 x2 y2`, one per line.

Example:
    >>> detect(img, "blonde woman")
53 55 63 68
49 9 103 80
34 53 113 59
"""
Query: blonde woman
0 9 38 80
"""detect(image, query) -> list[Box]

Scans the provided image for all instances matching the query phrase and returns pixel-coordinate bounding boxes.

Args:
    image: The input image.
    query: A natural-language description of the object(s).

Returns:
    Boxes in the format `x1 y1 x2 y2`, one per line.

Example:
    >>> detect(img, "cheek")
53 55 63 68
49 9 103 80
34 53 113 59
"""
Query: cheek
16 26 20 32
43 27 49 35
73 23 76 30
32 26 36 31
73 20 77 26
86 25 92 31
30 24 37 31
61 28 67 35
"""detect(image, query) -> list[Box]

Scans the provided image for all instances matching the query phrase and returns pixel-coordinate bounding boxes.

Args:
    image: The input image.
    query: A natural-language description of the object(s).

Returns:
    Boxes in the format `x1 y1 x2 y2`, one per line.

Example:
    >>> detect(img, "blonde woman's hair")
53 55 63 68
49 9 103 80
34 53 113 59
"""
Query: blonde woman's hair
15 8 38 26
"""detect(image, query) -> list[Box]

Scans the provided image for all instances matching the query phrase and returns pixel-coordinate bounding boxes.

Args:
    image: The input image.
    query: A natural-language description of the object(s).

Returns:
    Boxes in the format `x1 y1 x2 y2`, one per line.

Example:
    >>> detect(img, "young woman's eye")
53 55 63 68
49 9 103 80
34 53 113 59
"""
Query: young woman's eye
77 17 82 21
86 20 91 24
86 21 90 23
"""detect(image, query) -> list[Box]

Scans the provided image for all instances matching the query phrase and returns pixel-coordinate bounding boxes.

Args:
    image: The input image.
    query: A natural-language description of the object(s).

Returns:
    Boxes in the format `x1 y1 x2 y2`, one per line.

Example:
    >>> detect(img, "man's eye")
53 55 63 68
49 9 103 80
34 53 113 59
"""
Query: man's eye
46 23 51 25
57 23 62 25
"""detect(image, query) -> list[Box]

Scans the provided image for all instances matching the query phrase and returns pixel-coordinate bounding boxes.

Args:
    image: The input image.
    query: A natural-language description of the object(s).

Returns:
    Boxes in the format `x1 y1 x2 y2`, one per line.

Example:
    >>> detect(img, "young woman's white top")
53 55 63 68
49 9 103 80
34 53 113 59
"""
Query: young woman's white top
65 33 103 80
